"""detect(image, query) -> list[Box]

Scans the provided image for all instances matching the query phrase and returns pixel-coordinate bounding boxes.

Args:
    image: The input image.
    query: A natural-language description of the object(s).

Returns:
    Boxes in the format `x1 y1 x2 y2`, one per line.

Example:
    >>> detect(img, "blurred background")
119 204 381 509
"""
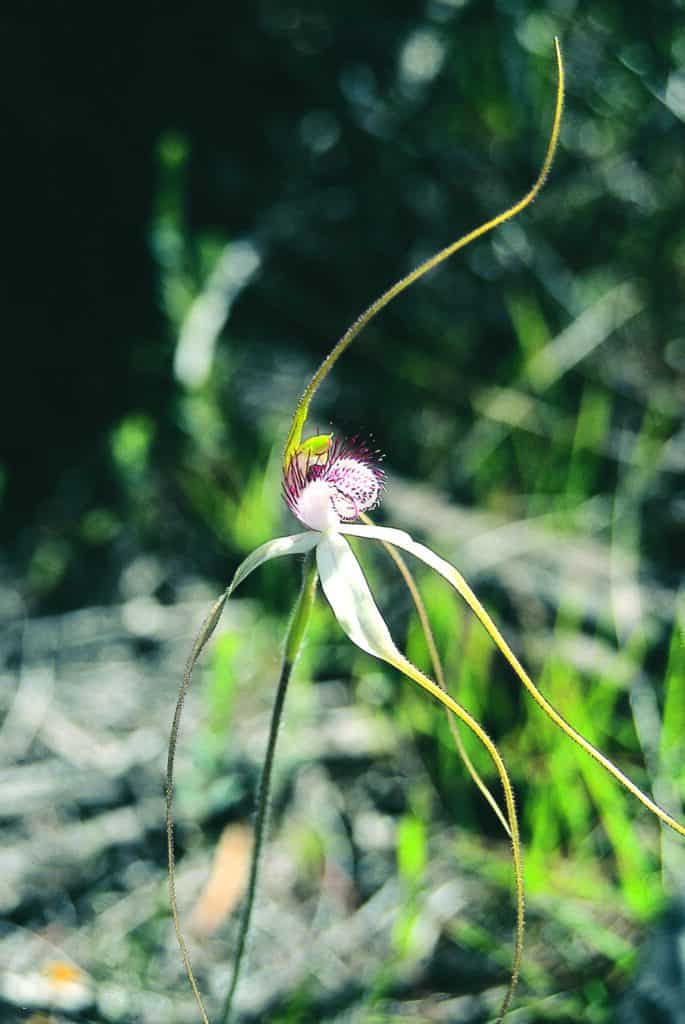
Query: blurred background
1 1 685 1021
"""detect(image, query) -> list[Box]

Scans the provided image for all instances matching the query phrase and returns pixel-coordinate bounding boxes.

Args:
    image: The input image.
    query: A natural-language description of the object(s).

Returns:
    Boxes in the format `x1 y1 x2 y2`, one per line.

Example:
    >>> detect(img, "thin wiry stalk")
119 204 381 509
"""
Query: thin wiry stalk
388 652 524 1024
360 513 511 837
284 40 564 465
221 550 319 1024
167 592 228 1024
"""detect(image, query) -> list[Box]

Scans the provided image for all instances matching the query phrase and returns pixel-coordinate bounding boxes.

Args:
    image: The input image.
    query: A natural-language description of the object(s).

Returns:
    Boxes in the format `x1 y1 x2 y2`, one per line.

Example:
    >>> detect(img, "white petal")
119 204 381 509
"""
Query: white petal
228 532 319 596
339 523 414 547
340 524 462 590
316 531 404 666
340 523 494 643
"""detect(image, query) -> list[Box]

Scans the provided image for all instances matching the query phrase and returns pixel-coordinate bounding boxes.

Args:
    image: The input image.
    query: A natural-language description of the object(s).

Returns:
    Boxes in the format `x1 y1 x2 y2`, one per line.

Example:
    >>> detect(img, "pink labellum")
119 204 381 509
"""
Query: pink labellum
283 437 384 530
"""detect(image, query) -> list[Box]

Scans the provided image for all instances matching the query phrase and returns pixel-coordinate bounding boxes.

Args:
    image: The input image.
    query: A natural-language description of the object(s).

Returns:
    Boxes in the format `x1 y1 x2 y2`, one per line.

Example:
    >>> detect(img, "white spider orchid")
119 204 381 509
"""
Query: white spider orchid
170 431 528 1024
238 433 424 677
166 39 685 1024
233 433 494 713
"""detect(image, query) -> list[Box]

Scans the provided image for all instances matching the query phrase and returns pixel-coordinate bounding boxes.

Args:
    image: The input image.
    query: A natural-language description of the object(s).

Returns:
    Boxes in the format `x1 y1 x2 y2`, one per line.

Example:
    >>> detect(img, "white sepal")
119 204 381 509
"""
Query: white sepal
339 523 414 547
340 523 503 672
340 524 465 598
228 532 319 596
316 530 404 666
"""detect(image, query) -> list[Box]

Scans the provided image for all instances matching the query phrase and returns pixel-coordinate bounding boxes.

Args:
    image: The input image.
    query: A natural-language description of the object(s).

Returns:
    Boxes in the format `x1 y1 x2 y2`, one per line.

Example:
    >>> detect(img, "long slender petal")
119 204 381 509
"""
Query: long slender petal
361 514 511 838
341 522 685 839
341 523 414 547
228 532 318 596
316 527 523 1023
316 530 401 661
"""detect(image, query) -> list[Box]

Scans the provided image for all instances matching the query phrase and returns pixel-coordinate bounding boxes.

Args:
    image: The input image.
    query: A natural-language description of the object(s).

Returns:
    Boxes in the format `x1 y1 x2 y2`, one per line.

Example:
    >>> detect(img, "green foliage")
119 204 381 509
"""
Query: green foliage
661 603 685 789
206 630 241 735
396 813 427 881
393 813 428 957
111 415 155 478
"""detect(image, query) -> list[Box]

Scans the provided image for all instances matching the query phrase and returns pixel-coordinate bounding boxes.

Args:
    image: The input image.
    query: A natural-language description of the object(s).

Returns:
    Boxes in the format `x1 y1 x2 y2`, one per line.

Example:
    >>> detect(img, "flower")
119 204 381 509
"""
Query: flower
283 435 383 529
224 434 460 682
228 431 685 844
230 433 444 674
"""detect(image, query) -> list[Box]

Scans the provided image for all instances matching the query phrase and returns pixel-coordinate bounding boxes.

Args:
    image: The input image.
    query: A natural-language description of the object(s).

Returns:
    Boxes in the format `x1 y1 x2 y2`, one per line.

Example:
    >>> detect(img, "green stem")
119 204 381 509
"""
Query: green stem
283 39 564 465
220 550 318 1024
168 592 228 1024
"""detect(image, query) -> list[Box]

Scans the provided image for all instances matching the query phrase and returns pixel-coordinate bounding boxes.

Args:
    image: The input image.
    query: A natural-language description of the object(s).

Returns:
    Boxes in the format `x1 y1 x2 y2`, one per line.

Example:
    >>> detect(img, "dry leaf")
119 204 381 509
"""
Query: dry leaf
189 824 253 936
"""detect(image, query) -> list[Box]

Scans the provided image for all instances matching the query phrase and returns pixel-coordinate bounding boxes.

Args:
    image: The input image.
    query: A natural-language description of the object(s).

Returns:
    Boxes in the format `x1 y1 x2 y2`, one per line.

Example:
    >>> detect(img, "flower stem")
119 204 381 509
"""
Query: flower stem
220 550 318 1024
284 39 564 465
167 592 228 1024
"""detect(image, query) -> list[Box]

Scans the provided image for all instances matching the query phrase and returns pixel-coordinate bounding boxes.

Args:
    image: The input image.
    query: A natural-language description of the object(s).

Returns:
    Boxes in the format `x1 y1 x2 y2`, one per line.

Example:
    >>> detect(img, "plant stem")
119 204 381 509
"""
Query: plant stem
283 40 564 465
220 550 318 1024
168 592 228 1024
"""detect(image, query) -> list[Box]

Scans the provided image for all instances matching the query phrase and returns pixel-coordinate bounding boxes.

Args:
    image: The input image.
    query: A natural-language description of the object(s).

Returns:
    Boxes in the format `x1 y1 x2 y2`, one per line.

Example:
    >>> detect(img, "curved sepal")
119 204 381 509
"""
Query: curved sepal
228 532 319 597
315 530 403 666
341 522 685 840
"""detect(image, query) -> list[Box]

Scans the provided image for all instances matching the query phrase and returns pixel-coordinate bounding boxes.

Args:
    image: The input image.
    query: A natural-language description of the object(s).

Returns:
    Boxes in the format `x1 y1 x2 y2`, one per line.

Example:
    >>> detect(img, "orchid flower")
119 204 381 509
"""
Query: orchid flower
166 38 685 1024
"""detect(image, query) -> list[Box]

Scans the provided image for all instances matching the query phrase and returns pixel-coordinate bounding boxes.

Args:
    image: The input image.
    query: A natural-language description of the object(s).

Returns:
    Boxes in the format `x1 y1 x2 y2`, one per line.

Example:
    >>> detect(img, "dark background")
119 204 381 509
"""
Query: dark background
2 2 683 612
